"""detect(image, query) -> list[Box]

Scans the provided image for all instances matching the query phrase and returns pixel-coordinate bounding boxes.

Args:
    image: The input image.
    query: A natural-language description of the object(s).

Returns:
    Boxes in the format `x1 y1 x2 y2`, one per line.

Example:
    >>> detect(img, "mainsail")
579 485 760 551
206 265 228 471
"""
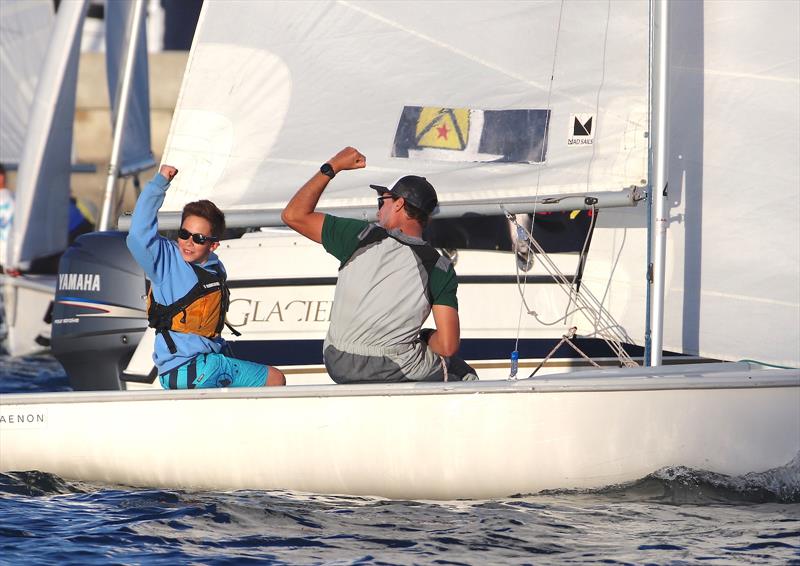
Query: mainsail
9 0 88 265
156 0 798 368
160 1 650 215
0 0 54 167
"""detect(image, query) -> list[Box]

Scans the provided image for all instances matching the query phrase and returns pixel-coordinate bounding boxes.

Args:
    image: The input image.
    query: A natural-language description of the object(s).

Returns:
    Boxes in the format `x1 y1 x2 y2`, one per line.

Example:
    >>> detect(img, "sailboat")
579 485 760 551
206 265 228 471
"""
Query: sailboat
1 0 798 500
0 0 155 357
0 0 57 355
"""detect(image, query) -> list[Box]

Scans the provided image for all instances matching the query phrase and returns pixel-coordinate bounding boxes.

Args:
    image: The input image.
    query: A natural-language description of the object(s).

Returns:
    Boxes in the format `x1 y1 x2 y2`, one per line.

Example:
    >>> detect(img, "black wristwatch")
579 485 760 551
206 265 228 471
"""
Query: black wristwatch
320 163 335 179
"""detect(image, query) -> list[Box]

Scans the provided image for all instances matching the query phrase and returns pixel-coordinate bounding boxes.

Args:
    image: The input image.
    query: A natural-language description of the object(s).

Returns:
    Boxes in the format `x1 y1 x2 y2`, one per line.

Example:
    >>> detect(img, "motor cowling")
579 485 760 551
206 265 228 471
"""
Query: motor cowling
51 231 148 390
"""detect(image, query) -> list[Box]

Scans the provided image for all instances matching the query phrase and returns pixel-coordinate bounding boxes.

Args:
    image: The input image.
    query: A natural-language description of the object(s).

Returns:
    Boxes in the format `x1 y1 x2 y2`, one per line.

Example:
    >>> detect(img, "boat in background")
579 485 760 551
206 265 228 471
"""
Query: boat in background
0 0 154 357
0 0 55 355
1 0 798 499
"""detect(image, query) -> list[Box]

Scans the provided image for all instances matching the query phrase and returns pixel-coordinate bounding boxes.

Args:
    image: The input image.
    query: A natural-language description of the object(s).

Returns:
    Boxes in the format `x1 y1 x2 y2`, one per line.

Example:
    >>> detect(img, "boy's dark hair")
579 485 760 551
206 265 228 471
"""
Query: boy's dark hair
182 200 226 239
403 201 429 225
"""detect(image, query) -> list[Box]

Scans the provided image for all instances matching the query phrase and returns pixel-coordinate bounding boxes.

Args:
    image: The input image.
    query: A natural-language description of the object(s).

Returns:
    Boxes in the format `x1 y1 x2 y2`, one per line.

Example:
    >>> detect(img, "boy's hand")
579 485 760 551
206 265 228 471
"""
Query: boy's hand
159 165 178 181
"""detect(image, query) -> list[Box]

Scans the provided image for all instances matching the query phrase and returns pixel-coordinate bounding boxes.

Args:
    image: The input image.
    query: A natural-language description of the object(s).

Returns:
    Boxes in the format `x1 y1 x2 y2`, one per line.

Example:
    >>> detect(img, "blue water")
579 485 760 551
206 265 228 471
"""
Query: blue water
1 355 799 565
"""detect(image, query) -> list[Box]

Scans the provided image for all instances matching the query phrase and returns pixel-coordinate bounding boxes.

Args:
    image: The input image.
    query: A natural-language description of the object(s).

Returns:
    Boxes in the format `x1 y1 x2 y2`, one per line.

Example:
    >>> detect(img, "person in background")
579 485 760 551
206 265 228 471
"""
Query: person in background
127 164 286 389
0 163 96 275
0 163 20 277
282 146 478 384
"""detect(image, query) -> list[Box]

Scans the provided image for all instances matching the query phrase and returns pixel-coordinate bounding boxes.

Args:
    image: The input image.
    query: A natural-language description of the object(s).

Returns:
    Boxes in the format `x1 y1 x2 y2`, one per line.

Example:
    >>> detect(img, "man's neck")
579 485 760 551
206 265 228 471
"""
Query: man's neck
391 220 423 239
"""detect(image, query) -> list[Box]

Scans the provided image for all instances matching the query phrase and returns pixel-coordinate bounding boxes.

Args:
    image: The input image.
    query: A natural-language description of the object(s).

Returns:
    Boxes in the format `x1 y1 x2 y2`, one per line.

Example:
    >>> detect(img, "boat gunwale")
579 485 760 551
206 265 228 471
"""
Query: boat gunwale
1 364 797 406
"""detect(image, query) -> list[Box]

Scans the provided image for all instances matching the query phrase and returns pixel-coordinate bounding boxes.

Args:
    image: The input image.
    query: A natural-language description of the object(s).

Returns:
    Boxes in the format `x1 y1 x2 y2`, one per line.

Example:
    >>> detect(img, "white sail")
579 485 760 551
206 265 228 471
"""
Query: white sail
0 0 54 167
589 0 800 367
104 0 155 176
9 0 89 266
161 0 650 214
666 0 799 366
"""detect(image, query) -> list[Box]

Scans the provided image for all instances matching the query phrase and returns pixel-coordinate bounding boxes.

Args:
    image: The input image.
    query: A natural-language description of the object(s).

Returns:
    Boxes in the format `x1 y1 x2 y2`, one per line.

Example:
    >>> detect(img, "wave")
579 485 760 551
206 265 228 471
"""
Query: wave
0 354 70 393
537 453 800 504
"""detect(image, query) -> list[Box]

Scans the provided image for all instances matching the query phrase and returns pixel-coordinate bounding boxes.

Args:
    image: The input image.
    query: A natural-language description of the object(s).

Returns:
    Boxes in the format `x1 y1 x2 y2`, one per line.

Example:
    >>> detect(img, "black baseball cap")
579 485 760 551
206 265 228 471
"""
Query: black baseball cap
370 175 438 215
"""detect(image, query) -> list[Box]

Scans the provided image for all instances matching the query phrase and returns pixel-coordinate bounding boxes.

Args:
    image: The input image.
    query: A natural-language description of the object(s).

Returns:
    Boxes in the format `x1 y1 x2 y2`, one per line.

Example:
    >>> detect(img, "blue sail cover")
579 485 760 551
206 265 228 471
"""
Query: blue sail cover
104 0 154 176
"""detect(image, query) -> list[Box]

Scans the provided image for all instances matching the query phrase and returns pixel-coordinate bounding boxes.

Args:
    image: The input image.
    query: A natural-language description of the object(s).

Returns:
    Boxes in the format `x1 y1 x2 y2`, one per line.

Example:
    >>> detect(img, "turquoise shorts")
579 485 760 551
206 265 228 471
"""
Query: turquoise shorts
159 353 268 389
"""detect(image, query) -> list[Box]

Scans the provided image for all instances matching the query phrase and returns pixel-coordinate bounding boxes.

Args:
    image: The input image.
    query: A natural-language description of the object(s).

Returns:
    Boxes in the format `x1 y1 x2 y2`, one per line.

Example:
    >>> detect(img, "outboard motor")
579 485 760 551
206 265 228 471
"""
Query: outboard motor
52 232 148 390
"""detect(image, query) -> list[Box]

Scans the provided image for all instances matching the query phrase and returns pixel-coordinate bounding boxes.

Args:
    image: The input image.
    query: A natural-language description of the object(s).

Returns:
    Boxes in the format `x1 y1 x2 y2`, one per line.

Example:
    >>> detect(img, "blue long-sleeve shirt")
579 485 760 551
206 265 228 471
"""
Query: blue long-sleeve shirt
126 173 225 374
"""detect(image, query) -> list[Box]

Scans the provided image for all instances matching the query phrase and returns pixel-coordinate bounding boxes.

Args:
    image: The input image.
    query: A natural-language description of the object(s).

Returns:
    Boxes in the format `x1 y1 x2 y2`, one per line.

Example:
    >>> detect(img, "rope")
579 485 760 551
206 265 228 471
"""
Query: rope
509 0 566 377
528 327 602 378
505 211 638 369
506 0 636 374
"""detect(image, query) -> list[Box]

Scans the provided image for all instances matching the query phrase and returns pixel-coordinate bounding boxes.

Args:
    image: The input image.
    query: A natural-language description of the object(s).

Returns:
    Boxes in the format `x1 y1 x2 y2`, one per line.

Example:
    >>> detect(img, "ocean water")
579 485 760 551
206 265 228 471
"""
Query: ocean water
1 355 799 565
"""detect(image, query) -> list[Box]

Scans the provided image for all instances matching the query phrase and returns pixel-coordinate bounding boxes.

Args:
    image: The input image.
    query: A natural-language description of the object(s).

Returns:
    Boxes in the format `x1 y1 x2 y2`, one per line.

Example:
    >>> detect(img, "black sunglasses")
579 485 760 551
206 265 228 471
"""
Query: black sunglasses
377 195 398 210
178 228 218 245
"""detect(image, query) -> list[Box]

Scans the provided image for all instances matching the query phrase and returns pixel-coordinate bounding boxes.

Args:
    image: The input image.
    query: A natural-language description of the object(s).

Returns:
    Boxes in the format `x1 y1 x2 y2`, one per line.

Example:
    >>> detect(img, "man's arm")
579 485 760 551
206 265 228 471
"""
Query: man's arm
427 304 461 357
126 165 178 282
281 147 366 243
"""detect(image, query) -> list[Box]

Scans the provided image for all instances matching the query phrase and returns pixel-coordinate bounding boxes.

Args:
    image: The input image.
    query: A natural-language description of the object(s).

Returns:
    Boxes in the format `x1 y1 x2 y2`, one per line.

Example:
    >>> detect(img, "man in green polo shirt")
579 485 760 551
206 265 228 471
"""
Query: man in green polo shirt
281 146 478 383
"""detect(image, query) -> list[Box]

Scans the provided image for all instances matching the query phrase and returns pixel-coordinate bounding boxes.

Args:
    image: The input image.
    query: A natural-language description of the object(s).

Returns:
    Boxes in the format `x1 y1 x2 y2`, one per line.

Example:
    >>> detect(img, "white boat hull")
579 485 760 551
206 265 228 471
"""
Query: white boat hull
2 362 797 500
1 275 54 357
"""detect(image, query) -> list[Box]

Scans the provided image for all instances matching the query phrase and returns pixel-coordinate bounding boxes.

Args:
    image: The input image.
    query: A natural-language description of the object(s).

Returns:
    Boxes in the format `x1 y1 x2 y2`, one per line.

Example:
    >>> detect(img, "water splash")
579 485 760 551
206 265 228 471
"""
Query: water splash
536 454 800 505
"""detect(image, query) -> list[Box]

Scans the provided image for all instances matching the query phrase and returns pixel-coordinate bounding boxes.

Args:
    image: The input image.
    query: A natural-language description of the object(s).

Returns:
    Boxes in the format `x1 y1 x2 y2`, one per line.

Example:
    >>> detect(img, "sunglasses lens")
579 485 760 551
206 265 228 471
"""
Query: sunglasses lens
179 228 214 244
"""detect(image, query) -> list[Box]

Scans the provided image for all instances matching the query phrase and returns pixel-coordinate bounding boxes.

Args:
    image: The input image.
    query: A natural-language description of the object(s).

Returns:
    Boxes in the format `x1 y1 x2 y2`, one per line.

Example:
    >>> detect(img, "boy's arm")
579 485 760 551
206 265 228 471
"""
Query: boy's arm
126 165 178 283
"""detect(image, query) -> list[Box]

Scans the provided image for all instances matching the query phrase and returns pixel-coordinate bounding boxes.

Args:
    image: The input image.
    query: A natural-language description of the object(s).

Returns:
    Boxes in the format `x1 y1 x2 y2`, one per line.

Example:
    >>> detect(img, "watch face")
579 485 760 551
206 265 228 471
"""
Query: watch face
320 163 335 178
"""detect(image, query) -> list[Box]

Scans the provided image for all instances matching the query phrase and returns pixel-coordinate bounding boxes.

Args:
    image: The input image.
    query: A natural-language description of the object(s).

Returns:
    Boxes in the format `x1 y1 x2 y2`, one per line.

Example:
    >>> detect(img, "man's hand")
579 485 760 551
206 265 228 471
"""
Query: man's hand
159 164 178 182
328 147 366 174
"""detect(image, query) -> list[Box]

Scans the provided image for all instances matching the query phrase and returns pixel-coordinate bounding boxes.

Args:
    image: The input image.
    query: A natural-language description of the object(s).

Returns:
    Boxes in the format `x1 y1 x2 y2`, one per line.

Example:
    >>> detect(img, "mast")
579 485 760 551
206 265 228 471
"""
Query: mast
98 0 146 231
649 0 670 366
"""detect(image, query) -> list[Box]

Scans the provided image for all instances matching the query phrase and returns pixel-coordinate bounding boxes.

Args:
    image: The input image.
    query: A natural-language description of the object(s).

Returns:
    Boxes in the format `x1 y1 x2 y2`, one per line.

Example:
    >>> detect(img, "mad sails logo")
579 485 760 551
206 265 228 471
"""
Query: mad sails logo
567 114 595 146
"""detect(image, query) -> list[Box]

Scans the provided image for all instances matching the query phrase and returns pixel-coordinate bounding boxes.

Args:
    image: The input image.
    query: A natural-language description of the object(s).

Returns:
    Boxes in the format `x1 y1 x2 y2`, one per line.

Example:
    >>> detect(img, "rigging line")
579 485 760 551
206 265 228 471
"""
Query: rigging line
514 219 634 358
593 225 628 335
585 0 613 191
511 0 566 354
563 203 598 319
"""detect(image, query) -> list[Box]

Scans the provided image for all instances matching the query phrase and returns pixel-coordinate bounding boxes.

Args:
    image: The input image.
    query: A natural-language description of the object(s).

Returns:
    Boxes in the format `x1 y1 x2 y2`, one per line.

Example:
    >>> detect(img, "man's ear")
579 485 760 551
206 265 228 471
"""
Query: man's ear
210 242 220 252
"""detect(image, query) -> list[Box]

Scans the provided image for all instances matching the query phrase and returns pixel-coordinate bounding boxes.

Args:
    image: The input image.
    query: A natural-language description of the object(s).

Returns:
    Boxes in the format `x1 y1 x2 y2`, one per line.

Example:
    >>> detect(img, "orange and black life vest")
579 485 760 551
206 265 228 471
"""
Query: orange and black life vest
147 263 240 354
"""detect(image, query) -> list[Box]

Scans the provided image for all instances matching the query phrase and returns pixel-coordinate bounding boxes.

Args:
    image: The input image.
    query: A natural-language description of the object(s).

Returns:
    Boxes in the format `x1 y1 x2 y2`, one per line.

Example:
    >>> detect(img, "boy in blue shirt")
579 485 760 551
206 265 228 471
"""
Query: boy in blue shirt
127 164 285 389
